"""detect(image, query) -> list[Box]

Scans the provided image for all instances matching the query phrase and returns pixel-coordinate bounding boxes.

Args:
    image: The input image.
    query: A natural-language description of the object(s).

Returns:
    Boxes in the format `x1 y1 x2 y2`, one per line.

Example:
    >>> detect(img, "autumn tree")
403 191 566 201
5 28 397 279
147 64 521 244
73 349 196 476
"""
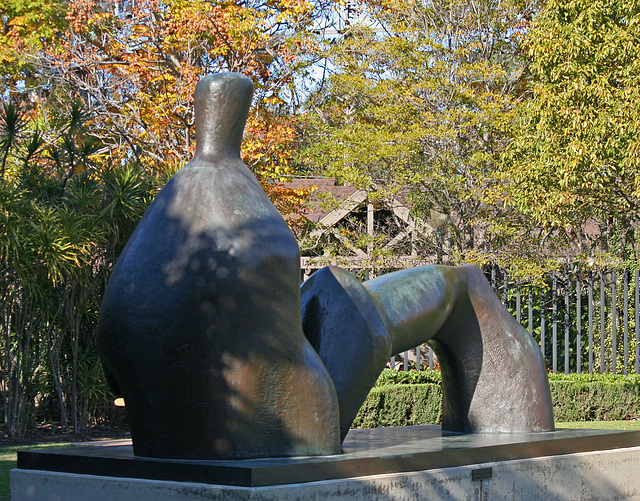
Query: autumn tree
0 0 346 434
505 0 640 260
18 0 330 189
301 0 546 268
0 0 67 93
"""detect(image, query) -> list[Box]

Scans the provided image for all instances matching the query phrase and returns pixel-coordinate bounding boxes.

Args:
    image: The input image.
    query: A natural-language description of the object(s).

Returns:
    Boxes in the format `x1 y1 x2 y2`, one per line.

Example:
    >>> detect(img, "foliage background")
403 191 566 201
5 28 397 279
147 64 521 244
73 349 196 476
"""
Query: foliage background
355 370 640 427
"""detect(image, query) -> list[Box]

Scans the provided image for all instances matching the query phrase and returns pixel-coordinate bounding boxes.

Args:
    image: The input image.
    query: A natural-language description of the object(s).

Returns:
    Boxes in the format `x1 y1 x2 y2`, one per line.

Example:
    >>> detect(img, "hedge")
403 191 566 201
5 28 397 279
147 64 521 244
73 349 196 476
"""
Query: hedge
550 381 640 421
351 384 443 429
351 375 640 428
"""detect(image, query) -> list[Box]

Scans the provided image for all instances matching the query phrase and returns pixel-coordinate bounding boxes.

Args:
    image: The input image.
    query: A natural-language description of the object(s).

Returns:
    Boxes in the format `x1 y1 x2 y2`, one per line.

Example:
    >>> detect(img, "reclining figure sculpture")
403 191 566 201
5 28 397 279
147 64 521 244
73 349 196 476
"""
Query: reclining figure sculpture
97 72 554 460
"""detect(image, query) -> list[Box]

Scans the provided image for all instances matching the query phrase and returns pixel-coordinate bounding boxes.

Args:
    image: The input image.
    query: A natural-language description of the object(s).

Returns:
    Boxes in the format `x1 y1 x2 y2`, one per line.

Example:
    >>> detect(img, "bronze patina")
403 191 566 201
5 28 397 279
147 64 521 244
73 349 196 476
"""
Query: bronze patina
301 265 554 440
98 72 554 461
98 73 340 459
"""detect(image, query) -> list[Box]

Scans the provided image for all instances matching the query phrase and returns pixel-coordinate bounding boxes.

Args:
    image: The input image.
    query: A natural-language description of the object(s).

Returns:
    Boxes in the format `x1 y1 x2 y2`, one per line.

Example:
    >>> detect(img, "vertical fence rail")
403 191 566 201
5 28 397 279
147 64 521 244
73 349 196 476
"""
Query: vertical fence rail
588 271 594 372
552 271 558 373
528 288 533 338
564 269 570 375
387 265 640 374
516 279 521 324
576 271 581 374
503 270 508 306
612 270 617 375
540 287 546 361
624 270 629 375
500 266 638 375
600 270 606 373
636 269 639 374
491 265 496 290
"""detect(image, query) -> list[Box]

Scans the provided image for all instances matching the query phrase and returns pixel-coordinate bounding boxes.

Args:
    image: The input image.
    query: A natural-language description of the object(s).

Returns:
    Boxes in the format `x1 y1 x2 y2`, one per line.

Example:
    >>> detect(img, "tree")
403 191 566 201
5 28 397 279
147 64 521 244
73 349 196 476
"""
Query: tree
301 0 543 266
0 0 340 434
0 0 331 223
505 0 640 259
0 0 67 92
22 0 327 187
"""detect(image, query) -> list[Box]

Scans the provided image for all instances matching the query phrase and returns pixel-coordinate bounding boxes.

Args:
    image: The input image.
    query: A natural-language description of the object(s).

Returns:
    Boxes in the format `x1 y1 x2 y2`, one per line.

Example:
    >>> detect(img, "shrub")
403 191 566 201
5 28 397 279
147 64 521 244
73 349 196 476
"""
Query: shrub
351 384 442 429
550 381 640 421
351 370 640 428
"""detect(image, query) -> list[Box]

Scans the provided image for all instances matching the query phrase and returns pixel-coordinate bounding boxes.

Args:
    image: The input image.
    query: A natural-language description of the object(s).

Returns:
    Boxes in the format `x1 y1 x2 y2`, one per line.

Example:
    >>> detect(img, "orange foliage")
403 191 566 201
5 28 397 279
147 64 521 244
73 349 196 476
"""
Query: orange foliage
244 110 313 225
260 180 312 231
30 0 329 218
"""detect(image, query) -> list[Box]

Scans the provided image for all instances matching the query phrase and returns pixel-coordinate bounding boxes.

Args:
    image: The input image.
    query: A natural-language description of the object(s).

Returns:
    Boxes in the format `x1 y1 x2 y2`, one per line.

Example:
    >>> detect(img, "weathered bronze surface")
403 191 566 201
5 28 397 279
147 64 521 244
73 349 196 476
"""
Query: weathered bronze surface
99 72 553 461
97 73 340 460
301 265 555 438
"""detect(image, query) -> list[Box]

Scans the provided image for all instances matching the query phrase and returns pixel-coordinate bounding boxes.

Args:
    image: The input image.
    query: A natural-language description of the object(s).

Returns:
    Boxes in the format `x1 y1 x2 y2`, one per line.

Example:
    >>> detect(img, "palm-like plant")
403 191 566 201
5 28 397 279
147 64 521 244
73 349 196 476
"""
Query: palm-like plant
0 92 160 436
0 102 25 183
0 97 155 435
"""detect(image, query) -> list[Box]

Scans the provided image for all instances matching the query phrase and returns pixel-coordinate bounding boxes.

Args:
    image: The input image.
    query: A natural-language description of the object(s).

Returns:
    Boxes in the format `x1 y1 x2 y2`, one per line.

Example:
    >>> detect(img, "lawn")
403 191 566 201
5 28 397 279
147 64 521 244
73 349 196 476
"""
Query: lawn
2 421 640 499
556 420 640 430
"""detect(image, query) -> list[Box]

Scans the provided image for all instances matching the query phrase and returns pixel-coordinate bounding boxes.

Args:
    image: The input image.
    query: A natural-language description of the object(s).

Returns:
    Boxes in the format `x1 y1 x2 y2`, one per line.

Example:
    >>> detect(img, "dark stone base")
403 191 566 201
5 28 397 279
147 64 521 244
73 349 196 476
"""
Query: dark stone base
16 425 640 488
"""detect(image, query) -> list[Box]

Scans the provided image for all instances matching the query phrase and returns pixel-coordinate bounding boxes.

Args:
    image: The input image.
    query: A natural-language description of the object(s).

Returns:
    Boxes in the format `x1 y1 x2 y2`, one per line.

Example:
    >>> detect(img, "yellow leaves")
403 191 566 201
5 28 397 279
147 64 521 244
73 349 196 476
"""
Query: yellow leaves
87 11 111 26
482 185 506 206
259 179 312 230
263 95 284 106
243 111 299 181
163 0 223 43
275 0 313 22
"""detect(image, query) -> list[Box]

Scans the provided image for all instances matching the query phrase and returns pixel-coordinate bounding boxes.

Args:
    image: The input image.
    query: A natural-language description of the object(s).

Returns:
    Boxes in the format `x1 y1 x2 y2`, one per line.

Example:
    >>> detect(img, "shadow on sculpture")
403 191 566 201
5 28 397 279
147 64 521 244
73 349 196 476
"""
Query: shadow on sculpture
98 72 340 460
97 72 554 461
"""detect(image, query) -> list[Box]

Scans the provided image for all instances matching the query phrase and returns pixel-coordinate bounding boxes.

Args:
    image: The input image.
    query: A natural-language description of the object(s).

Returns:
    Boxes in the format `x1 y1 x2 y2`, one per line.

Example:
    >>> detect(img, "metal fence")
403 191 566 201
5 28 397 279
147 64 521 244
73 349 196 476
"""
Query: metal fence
396 267 640 375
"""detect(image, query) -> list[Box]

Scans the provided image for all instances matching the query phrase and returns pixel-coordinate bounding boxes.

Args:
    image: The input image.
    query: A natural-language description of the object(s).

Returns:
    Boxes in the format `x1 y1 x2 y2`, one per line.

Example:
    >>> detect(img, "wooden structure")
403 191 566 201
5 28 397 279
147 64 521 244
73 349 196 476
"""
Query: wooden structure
286 178 440 280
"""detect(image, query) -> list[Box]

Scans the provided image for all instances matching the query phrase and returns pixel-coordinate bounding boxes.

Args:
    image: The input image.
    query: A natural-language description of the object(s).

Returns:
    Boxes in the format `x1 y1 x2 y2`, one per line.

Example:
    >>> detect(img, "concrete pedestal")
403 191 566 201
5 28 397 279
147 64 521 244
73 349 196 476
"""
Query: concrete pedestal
11 426 640 500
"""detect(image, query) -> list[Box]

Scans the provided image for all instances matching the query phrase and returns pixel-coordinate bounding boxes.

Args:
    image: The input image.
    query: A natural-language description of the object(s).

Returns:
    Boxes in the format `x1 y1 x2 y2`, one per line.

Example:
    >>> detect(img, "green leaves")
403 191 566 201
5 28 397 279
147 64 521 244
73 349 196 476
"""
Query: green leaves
302 0 532 261
506 0 640 236
0 102 26 182
0 101 156 435
0 0 67 86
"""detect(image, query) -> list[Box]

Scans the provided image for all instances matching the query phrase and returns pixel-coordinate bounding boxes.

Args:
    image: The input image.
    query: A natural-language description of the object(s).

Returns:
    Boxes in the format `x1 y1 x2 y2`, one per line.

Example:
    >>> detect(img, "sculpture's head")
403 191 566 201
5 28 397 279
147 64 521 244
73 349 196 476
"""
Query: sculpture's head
194 72 254 160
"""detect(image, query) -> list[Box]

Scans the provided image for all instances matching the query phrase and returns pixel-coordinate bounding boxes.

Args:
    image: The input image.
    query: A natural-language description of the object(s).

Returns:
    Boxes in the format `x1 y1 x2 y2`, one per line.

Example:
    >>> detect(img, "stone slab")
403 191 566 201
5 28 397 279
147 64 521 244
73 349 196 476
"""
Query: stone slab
12 446 640 500
14 425 640 487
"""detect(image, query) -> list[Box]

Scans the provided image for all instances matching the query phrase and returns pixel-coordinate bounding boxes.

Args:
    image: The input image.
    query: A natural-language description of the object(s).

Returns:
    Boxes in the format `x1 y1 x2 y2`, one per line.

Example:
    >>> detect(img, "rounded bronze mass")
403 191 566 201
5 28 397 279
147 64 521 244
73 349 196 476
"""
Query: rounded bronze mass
98 73 340 460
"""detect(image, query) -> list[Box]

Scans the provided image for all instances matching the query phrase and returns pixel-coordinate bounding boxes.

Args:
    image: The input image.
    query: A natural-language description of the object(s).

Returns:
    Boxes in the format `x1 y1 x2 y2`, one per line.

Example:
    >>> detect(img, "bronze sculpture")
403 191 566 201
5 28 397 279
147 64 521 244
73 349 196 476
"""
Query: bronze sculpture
98 72 554 461
98 73 340 459
301 265 554 441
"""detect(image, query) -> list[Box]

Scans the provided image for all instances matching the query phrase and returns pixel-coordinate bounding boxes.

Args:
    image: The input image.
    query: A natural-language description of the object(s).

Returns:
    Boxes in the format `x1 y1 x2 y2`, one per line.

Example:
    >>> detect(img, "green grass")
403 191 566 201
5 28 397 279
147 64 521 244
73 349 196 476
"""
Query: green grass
556 420 640 430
